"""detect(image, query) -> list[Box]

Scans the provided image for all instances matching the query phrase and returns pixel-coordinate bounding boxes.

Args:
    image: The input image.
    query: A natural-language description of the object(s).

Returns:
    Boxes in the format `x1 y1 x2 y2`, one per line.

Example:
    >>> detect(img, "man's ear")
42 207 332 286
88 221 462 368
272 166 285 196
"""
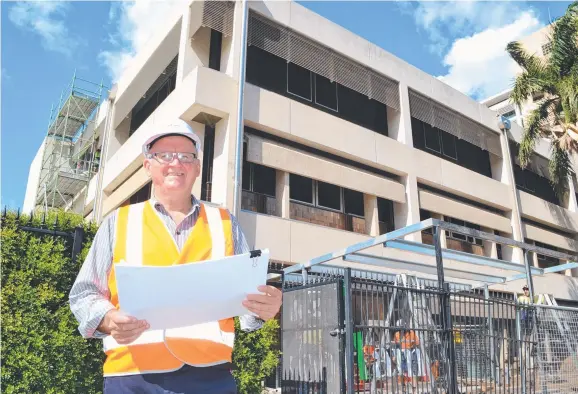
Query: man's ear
143 159 152 177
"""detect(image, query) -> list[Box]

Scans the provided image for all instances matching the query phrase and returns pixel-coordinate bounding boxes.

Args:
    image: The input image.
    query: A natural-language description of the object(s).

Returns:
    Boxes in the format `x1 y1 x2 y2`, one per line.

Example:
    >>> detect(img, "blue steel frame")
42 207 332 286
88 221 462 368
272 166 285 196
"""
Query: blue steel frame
282 218 578 394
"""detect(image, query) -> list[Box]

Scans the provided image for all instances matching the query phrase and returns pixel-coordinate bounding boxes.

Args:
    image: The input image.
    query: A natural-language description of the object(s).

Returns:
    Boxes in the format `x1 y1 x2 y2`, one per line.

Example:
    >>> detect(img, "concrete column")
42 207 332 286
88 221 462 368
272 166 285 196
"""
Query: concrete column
190 122 205 199
393 174 421 242
499 129 525 264
388 82 414 146
210 116 237 210
276 171 290 219
567 175 577 212
176 2 205 85
481 226 498 258
364 194 380 236
223 1 245 79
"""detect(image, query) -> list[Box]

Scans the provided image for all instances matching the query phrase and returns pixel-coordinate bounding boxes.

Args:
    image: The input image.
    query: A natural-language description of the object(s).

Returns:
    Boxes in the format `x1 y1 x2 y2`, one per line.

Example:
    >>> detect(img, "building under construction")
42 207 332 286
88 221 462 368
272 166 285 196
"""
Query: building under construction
30 73 106 214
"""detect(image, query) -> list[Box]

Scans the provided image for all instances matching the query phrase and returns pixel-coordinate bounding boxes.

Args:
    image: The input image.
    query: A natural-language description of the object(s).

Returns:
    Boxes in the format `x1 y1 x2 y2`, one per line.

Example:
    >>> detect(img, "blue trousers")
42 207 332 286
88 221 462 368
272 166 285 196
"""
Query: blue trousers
103 364 237 394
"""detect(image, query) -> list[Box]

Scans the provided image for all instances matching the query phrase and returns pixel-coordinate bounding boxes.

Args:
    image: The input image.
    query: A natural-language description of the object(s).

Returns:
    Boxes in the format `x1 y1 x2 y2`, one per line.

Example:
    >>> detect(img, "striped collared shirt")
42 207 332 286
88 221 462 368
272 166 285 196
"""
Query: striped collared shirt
69 195 263 339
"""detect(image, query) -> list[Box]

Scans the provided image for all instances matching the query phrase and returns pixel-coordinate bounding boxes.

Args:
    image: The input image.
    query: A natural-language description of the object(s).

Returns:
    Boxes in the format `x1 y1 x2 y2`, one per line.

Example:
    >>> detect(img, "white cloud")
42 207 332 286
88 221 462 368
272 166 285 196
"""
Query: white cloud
99 0 186 82
437 12 542 100
8 1 80 57
408 1 530 55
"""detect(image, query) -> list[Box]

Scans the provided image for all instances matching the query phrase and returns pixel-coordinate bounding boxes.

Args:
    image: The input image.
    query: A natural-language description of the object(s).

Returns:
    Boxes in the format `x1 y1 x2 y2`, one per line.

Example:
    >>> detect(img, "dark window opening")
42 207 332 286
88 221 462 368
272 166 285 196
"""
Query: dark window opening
287 62 312 101
289 174 313 204
317 181 341 211
129 182 152 205
201 126 215 202
377 197 395 234
534 241 563 274
130 56 178 136
420 209 433 235
246 46 286 95
344 189 364 217
314 74 338 111
246 45 388 136
411 117 492 177
209 29 223 71
242 142 276 197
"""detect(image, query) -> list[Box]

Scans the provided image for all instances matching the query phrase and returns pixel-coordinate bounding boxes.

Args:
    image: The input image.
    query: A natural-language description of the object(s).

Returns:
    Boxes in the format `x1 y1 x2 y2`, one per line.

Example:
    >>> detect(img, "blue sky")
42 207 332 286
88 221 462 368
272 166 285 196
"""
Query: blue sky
1 1 573 210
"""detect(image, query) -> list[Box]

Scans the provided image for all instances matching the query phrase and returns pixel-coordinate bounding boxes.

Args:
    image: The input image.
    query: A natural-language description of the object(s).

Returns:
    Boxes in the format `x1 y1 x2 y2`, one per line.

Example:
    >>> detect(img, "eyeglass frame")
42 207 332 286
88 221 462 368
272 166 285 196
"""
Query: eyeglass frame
145 151 199 164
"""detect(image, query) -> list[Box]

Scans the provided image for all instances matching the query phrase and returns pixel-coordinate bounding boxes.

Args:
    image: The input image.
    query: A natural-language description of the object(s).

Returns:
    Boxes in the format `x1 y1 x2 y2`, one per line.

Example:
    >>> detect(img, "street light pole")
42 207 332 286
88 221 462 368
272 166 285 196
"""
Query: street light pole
497 115 535 299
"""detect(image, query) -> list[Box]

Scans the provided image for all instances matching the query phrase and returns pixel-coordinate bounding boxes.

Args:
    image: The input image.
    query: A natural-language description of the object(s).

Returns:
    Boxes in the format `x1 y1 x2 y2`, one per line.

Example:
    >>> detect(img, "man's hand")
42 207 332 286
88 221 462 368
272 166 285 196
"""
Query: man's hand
98 309 149 344
243 285 282 321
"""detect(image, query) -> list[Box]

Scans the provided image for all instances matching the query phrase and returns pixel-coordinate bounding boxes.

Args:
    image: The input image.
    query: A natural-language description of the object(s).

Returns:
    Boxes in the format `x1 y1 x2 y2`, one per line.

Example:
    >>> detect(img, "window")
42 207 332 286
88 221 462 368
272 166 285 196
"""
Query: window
317 181 341 211
242 143 276 197
534 241 563 273
502 110 516 121
246 45 389 136
344 189 364 217
424 123 441 153
289 174 313 204
246 46 287 95
420 209 433 235
445 217 483 246
441 132 457 160
128 182 152 205
130 60 178 135
411 117 492 177
314 74 338 111
542 41 553 56
287 62 312 100
377 197 395 233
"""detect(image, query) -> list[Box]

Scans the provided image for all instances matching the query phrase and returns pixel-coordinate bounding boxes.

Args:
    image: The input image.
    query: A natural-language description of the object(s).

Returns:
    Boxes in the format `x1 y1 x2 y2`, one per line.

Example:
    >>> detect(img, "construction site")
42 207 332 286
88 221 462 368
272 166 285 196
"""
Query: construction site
32 73 106 214
280 219 578 394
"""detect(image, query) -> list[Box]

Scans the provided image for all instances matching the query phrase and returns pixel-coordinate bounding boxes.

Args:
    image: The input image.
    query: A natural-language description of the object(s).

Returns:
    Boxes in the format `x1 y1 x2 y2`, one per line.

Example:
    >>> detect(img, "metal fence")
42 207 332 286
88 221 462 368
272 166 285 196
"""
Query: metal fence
281 219 578 394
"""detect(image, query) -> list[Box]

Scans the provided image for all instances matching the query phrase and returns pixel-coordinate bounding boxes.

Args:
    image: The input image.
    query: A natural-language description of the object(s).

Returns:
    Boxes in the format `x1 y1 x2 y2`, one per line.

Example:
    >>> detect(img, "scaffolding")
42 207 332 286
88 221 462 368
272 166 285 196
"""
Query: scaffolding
35 72 105 213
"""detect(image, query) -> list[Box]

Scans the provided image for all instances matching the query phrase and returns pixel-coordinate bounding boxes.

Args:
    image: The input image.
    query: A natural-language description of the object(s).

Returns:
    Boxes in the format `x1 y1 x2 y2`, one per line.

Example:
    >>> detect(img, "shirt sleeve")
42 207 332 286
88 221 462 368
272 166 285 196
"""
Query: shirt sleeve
230 212 265 333
69 212 117 339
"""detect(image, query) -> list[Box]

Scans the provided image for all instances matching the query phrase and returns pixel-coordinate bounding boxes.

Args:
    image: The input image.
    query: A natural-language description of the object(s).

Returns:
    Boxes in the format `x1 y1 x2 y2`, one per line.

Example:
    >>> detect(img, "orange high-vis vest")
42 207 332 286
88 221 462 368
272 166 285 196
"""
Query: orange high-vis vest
102 201 235 377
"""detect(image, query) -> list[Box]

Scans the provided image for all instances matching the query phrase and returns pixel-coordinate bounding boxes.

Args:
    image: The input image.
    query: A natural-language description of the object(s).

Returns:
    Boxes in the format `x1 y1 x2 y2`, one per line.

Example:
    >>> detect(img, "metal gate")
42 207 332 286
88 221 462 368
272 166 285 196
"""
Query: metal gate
282 269 346 393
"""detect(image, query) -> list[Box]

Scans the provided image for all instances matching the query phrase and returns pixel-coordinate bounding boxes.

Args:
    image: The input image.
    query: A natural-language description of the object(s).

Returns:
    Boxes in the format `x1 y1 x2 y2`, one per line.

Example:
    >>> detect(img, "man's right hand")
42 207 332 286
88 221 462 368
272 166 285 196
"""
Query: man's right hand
98 309 149 344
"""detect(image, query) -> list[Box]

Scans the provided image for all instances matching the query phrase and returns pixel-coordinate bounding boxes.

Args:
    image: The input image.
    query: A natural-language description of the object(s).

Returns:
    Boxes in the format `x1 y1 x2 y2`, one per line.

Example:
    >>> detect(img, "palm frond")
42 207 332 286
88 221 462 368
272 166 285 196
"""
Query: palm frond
510 71 550 108
549 6 578 76
548 142 574 200
506 41 533 70
518 98 558 167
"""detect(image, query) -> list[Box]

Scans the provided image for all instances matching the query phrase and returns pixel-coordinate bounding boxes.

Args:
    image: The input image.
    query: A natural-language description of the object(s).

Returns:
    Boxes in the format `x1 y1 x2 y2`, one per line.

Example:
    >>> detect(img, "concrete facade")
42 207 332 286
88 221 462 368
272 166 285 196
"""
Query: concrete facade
30 1 578 300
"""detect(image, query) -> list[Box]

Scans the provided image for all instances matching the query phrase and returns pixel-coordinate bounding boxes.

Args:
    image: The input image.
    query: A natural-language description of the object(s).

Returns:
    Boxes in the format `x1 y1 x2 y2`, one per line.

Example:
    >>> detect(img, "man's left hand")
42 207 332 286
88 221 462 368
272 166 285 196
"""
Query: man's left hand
243 285 282 321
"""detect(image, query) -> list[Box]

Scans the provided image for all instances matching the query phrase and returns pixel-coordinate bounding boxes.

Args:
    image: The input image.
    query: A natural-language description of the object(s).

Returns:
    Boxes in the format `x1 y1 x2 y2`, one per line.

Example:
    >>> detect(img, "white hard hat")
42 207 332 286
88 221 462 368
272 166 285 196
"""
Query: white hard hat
142 119 201 154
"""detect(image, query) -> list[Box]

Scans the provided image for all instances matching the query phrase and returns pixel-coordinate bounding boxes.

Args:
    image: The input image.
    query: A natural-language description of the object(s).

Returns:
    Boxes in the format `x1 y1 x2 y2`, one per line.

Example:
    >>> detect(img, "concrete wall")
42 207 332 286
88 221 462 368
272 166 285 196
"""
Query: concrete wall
22 138 47 212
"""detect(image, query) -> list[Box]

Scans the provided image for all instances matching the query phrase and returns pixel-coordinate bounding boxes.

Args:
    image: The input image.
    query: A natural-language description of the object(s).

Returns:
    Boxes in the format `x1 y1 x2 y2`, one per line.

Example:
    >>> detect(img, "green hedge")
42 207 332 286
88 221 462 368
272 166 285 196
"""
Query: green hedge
1 209 279 394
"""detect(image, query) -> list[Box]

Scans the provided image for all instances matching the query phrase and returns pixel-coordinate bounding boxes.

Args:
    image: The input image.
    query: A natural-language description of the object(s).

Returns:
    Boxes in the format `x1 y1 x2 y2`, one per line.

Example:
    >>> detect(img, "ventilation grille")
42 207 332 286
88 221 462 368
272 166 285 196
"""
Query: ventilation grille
248 11 400 110
409 90 502 157
201 1 235 37
496 103 515 116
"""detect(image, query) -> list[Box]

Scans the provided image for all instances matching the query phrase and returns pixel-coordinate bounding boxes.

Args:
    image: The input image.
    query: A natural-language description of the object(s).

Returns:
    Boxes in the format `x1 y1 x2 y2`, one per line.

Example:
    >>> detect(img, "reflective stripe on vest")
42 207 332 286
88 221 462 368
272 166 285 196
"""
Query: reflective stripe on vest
102 201 235 376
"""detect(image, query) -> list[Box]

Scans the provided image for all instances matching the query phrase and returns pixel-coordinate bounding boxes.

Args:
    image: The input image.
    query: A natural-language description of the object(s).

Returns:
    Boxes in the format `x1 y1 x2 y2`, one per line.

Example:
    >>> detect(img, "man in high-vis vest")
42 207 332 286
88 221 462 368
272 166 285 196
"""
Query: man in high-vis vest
69 119 283 393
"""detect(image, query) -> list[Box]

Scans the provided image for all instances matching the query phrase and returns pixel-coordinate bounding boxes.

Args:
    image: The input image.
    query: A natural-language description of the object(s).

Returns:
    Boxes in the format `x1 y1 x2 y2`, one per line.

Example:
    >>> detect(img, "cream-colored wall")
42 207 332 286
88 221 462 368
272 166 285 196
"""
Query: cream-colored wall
246 135 406 203
518 190 578 233
418 190 512 233
523 223 578 252
101 167 150 218
245 84 513 212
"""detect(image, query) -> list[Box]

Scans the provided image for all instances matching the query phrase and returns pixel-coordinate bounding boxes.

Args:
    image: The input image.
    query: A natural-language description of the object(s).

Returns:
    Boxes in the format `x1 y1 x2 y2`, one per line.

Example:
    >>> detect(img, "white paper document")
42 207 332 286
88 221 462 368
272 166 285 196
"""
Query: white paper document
114 249 270 330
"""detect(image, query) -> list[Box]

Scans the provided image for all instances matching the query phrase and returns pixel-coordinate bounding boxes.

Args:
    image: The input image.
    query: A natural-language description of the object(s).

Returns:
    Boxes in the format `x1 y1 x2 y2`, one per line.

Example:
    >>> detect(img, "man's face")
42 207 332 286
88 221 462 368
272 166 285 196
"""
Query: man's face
524 288 529 295
143 135 200 194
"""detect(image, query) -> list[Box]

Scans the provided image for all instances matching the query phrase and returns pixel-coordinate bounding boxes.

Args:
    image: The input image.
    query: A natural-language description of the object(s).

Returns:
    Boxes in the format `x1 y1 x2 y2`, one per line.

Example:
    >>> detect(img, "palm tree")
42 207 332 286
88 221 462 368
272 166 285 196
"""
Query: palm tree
506 1 578 199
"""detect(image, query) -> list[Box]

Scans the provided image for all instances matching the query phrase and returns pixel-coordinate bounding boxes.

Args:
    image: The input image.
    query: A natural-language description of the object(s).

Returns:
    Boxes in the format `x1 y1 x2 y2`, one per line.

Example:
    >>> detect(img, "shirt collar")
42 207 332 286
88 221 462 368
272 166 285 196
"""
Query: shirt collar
149 195 201 217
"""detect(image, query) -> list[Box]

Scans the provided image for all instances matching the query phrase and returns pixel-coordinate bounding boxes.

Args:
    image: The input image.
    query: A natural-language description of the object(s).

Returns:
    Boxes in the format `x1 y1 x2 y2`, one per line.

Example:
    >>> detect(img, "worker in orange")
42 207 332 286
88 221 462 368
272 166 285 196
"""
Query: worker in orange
69 119 282 393
393 319 422 388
